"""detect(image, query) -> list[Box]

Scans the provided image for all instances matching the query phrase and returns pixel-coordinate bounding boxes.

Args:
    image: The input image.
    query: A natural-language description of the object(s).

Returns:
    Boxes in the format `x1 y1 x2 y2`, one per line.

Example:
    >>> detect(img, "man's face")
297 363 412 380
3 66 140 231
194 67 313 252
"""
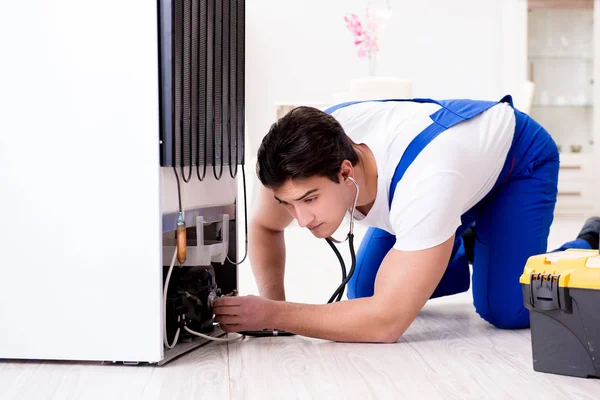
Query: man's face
272 175 352 238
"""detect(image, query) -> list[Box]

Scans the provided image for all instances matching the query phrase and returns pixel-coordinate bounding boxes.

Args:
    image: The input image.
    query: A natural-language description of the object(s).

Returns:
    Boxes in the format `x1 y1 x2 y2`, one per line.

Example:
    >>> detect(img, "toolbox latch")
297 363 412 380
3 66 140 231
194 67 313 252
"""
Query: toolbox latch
529 273 565 311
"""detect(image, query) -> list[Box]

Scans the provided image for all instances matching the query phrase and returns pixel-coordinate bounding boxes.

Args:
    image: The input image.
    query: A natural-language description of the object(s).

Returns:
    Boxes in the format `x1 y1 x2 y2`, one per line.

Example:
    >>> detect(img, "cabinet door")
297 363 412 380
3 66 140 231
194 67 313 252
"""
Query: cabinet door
506 0 600 215
527 0 595 153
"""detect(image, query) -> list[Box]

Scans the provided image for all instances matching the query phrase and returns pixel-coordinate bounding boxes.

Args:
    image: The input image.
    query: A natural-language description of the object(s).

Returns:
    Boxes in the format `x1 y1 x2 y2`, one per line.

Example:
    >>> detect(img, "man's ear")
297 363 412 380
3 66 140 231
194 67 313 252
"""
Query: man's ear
339 160 354 184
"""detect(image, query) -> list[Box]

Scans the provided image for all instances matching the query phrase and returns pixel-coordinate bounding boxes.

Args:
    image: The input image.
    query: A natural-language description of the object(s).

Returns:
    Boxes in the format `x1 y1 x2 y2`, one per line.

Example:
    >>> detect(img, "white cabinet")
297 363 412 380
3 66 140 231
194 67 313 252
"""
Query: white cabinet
555 153 596 214
502 0 600 216
508 0 600 216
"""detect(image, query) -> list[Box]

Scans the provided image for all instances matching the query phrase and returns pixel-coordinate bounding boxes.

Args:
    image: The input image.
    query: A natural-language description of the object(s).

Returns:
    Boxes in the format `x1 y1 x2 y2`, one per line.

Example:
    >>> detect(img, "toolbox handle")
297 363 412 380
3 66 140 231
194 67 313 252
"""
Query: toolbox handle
529 273 572 313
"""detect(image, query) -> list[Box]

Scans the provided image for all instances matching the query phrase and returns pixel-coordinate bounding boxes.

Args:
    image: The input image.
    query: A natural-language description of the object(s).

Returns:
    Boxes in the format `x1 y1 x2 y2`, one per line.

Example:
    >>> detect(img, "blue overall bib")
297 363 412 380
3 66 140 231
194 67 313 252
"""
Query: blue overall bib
325 95 560 329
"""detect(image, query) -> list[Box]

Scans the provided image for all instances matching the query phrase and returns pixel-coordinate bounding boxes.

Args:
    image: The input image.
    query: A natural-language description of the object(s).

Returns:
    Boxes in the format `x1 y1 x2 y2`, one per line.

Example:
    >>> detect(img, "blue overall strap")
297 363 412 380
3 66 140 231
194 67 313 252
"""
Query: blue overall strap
388 95 514 208
324 97 446 115
324 101 365 115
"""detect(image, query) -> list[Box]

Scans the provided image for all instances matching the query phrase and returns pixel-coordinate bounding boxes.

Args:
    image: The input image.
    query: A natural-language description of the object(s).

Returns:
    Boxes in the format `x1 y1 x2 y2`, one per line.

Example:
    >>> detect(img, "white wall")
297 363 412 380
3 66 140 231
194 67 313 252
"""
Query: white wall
244 0 522 158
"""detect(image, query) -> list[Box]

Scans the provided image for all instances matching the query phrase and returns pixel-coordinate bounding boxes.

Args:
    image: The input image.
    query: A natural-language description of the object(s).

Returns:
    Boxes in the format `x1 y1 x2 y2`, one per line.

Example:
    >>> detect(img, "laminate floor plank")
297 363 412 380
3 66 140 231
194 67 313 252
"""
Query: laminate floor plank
0 342 229 400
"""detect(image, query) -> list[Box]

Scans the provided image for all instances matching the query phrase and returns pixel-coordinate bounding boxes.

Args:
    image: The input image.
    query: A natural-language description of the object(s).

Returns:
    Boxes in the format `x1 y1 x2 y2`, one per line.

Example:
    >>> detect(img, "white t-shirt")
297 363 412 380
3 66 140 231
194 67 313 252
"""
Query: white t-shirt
330 100 515 252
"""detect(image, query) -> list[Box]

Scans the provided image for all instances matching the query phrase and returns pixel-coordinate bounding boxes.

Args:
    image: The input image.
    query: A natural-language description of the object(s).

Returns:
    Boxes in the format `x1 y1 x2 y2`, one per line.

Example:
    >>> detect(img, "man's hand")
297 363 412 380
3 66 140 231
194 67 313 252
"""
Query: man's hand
212 295 276 332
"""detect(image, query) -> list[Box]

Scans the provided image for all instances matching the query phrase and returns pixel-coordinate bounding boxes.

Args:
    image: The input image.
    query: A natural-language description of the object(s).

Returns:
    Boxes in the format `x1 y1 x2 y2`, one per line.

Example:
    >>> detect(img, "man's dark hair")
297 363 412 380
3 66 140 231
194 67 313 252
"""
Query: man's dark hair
256 106 359 189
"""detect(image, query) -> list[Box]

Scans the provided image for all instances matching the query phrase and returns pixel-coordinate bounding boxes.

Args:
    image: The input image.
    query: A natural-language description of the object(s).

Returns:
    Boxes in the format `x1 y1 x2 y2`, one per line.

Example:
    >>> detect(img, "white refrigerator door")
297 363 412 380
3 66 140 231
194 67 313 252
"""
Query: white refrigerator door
0 1 164 363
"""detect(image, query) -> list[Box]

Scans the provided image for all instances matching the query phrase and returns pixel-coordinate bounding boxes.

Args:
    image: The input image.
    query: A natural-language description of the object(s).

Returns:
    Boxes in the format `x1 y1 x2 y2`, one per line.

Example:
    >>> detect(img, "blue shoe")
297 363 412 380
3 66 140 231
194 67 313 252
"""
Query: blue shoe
577 217 600 238
577 217 600 249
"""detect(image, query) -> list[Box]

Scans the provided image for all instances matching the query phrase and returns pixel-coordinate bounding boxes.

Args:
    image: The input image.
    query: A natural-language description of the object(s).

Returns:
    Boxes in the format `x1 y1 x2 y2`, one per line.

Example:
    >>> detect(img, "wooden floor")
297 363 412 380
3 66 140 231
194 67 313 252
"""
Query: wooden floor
2 217 600 399
2 296 600 400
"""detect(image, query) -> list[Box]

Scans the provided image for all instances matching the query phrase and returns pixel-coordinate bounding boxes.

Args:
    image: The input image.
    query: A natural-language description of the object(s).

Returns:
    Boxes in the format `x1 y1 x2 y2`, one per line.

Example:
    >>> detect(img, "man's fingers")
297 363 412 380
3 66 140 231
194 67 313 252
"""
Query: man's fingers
220 323 241 333
215 315 239 325
212 297 240 307
213 305 240 316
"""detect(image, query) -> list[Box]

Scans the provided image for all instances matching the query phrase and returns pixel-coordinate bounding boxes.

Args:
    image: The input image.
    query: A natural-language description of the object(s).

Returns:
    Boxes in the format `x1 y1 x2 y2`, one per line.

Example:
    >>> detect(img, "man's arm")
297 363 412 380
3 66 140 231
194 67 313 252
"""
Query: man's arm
248 184 294 301
268 235 454 342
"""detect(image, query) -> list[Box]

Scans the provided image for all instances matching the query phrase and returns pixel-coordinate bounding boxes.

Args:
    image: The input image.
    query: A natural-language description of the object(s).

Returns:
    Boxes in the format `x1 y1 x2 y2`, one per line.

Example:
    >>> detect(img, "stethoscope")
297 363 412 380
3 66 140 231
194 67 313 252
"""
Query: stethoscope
324 176 359 303
239 176 360 338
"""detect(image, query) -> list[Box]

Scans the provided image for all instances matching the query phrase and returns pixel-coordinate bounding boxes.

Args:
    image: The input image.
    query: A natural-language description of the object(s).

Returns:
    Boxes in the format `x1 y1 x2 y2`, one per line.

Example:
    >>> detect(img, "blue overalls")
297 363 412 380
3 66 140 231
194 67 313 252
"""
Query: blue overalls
325 95 560 329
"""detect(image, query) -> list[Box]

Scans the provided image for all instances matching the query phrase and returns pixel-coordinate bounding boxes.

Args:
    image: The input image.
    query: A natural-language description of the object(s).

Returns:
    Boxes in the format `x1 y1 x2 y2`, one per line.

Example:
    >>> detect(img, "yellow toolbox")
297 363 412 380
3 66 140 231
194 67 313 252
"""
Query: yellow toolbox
520 249 600 378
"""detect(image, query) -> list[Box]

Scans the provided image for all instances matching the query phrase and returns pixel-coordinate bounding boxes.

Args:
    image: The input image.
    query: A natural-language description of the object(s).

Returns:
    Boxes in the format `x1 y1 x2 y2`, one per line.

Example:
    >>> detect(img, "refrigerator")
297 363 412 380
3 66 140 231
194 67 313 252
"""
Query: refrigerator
0 0 245 365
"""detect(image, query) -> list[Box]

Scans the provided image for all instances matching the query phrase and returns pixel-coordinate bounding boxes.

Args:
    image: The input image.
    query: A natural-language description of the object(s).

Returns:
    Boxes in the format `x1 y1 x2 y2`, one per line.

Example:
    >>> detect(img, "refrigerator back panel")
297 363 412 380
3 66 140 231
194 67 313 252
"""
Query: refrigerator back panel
159 0 246 174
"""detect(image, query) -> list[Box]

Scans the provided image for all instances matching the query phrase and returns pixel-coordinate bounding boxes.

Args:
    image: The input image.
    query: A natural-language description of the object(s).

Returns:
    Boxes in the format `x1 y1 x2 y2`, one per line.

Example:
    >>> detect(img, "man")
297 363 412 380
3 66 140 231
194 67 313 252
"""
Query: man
212 95 600 343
